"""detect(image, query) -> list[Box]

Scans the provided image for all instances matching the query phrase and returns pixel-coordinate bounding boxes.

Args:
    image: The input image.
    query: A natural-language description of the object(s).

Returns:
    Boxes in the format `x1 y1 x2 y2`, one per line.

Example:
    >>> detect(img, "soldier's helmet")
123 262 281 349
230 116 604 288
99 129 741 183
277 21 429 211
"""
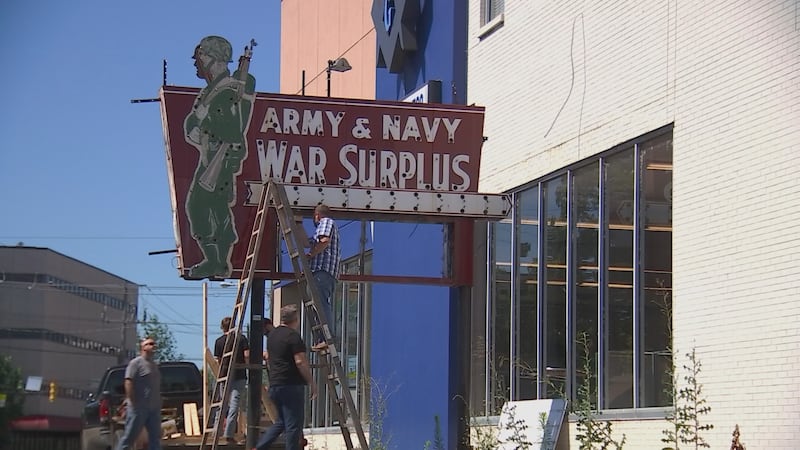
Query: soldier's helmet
197 35 233 63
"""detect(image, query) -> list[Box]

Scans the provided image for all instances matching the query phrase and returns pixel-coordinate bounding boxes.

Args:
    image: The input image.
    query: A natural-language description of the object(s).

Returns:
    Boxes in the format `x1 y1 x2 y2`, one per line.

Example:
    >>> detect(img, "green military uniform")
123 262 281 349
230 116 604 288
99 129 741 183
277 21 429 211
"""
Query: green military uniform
184 69 255 279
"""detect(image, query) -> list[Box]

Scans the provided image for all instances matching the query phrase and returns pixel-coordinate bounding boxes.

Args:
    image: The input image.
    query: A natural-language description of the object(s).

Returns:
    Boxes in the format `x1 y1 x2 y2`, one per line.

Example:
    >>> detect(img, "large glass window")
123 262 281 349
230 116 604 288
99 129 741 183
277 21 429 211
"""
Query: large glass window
481 126 673 412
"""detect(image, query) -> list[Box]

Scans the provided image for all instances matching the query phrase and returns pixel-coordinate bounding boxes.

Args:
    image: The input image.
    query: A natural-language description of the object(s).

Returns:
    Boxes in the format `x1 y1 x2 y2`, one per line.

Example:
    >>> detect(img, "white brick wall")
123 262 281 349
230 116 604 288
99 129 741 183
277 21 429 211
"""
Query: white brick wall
470 0 800 447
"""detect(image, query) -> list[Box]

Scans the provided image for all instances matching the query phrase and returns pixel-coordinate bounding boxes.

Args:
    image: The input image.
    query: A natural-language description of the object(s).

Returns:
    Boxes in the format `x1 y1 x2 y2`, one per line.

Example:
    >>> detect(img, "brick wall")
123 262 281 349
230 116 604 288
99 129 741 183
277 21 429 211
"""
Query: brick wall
470 0 800 447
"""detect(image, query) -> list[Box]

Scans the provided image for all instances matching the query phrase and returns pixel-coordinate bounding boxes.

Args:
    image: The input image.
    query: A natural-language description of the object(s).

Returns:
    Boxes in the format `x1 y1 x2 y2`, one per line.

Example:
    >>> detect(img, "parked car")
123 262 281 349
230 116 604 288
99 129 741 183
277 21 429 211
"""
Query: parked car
80 361 203 450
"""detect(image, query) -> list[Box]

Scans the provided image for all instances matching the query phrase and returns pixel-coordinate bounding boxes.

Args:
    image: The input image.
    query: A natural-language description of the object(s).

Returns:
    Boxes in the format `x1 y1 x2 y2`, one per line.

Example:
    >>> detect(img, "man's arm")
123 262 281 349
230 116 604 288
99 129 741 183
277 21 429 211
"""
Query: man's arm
293 352 318 400
123 378 134 406
307 219 333 258
307 236 330 258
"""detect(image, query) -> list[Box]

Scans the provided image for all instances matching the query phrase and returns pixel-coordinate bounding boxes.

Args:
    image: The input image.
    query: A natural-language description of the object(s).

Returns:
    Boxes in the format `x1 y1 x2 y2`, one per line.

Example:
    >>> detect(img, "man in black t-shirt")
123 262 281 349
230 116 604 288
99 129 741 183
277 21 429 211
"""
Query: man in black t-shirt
254 305 317 450
213 316 249 444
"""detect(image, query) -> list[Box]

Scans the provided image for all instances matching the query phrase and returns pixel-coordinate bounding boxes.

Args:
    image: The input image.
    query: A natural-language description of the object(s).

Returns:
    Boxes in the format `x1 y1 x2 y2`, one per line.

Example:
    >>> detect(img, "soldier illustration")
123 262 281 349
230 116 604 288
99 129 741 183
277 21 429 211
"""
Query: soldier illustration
184 36 256 279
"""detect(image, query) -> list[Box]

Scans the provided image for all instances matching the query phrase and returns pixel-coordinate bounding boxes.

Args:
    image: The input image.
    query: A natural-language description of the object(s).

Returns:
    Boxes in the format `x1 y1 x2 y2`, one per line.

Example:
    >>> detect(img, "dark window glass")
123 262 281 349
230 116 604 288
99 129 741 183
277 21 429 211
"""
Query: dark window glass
492 221 512 412
603 150 635 409
543 176 567 397
573 163 600 404
516 186 539 400
641 133 673 407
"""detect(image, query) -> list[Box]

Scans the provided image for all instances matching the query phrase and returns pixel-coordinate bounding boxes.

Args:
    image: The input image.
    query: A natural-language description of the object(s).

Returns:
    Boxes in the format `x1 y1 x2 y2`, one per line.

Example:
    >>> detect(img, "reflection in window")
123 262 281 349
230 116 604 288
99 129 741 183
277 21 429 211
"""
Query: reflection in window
491 221 512 413
516 187 538 400
573 163 599 405
641 133 673 407
543 176 567 397
603 150 634 409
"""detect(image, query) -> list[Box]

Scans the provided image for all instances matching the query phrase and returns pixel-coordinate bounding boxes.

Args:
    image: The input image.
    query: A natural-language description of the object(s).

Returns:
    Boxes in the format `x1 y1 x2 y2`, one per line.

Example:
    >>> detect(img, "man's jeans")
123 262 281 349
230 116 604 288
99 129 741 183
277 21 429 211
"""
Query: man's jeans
254 384 305 450
312 270 336 339
115 404 162 450
223 378 246 438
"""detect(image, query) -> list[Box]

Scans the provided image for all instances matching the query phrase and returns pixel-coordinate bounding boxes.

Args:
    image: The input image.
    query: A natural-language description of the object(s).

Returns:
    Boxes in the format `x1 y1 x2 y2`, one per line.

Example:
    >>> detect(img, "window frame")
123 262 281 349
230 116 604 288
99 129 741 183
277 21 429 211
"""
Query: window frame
479 125 673 417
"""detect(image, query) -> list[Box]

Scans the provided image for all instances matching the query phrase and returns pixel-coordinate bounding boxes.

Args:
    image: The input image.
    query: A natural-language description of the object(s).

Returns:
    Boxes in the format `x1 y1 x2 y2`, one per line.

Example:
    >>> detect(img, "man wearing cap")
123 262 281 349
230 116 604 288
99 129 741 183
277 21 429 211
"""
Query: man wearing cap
184 35 256 279
116 337 162 450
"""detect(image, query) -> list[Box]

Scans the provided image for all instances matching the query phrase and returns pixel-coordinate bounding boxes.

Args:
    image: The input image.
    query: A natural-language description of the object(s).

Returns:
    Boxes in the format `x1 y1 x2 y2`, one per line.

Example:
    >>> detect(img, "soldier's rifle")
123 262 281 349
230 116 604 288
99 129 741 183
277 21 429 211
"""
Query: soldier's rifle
198 39 257 192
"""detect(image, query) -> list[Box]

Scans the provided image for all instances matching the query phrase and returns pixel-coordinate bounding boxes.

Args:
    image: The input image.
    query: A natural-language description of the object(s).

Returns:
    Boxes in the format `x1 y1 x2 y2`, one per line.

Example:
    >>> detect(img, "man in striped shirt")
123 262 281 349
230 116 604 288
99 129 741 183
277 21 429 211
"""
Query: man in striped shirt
305 204 340 349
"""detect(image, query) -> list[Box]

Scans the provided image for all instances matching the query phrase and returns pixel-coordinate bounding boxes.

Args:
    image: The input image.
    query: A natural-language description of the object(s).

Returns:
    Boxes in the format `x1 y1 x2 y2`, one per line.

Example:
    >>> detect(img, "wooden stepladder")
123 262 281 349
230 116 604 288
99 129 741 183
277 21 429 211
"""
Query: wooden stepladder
200 182 270 450
269 181 368 450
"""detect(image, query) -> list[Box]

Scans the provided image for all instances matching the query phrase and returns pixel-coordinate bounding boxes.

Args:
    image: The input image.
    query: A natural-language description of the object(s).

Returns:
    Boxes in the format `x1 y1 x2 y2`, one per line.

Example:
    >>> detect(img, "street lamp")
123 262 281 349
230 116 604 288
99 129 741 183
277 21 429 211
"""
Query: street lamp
326 57 352 97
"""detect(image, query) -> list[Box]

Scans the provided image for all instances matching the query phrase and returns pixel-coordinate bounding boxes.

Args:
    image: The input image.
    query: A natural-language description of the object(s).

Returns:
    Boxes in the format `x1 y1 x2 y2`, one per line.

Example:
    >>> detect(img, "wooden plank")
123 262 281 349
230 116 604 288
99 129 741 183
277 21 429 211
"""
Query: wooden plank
182 403 196 436
187 402 201 436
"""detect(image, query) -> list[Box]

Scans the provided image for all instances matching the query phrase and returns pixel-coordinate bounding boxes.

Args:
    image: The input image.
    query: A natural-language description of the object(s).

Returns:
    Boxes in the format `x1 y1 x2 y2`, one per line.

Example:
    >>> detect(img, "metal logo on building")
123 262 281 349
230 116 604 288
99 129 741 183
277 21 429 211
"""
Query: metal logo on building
372 0 419 73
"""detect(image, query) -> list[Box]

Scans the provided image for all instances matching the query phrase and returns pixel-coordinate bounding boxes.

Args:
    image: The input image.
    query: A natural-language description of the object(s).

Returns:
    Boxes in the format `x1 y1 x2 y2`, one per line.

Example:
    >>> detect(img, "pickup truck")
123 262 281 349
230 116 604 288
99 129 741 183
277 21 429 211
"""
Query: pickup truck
80 361 204 450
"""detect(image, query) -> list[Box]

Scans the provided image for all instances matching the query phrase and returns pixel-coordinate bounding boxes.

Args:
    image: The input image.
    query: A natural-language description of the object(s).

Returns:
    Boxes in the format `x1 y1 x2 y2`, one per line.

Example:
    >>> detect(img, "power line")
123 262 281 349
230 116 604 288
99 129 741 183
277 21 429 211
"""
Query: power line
294 26 376 95
0 236 173 240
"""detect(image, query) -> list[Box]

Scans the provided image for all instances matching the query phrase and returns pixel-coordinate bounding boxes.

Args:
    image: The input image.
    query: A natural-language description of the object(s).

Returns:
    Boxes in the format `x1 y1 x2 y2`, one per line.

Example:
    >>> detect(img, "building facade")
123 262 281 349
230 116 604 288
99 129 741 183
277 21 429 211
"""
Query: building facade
0 246 138 426
281 0 799 448
278 1 474 449
280 0 376 99
469 0 798 448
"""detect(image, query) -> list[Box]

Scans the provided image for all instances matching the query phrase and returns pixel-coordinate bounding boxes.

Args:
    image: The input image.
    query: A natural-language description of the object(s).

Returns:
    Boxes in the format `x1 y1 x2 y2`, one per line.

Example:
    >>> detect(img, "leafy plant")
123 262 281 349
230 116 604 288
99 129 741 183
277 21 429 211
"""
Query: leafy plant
368 377 398 450
423 415 445 450
0 355 24 449
661 348 713 450
574 333 626 450
535 411 556 450
729 424 746 450
470 422 500 450
497 403 533 449
138 311 184 361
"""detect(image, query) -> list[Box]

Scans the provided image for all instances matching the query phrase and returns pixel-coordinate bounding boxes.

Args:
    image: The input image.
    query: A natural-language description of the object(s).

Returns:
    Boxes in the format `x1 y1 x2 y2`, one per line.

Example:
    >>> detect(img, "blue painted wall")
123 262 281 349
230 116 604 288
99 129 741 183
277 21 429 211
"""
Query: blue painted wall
375 1 468 104
371 1 468 448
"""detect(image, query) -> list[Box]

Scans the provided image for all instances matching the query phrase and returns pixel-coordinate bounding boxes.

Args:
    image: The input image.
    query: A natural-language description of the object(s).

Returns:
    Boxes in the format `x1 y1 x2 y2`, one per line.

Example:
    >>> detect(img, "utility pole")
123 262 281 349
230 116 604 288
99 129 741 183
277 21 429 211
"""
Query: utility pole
120 285 129 364
247 278 266 449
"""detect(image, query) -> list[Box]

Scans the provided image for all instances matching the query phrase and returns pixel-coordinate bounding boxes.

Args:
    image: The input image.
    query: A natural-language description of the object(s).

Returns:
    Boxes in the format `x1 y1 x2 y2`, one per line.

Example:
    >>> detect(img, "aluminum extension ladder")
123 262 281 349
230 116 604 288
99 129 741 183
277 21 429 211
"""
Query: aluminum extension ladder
200 181 270 450
201 181 367 450
270 181 369 450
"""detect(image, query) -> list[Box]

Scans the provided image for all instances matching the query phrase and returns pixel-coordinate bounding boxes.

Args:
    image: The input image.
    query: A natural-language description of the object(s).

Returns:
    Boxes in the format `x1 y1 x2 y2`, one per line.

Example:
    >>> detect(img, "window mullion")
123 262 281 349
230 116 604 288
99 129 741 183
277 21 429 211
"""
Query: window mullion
632 143 644 408
565 170 576 402
536 182 546 399
509 193 519 400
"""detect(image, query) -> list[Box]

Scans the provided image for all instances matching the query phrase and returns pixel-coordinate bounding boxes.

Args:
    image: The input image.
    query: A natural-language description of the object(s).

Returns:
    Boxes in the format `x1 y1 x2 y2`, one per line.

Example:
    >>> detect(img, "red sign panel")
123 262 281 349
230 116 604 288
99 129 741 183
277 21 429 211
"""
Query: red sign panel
160 86 485 279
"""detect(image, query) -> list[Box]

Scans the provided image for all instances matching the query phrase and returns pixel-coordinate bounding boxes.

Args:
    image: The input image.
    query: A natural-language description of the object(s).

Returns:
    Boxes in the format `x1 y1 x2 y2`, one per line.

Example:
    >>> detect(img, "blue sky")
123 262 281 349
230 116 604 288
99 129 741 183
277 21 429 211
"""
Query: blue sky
0 0 281 363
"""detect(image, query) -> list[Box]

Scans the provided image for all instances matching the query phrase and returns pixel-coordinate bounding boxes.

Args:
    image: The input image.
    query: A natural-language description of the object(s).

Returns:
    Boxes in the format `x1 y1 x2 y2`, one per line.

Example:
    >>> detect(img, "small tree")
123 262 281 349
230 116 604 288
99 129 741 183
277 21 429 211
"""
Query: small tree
497 403 533 449
368 377 399 450
574 333 626 450
423 415 445 450
662 348 713 450
138 311 184 362
0 355 24 448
